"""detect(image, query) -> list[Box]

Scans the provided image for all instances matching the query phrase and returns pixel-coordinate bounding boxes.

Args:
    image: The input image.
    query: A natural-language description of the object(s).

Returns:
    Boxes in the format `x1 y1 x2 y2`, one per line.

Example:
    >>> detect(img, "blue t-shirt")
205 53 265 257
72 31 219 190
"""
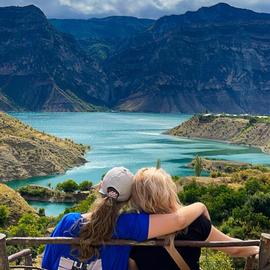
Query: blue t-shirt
42 212 149 270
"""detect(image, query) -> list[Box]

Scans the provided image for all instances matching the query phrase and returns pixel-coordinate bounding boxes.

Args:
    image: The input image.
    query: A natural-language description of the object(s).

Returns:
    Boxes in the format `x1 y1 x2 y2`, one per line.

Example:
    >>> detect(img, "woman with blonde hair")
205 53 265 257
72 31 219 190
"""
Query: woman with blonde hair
129 167 259 270
42 167 211 270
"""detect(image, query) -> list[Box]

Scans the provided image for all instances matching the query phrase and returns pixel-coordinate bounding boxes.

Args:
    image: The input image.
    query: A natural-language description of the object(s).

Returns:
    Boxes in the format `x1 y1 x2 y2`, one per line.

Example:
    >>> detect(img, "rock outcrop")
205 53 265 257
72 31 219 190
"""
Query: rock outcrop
169 114 270 153
0 112 88 181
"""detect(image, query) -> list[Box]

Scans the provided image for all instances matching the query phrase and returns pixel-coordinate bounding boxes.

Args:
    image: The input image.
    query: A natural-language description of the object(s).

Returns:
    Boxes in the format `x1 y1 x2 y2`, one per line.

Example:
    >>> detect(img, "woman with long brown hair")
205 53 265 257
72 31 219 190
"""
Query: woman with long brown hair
42 166 210 270
129 167 259 270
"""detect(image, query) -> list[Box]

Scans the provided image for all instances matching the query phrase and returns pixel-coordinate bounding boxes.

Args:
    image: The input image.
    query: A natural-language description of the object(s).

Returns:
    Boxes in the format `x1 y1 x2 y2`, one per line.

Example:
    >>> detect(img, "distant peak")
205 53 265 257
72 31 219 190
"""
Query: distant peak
0 4 46 18
153 2 270 33
197 2 243 14
209 2 233 9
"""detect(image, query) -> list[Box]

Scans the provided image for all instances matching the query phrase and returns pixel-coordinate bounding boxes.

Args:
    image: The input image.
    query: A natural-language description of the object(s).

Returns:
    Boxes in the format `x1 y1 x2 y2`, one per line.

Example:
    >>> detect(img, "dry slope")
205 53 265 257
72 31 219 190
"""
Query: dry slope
0 183 37 225
0 112 88 181
169 115 270 154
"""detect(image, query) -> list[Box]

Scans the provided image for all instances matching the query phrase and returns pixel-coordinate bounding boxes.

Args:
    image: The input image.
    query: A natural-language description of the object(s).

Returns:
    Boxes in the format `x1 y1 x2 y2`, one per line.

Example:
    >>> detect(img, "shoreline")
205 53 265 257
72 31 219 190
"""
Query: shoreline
170 134 270 156
1 159 89 183
0 111 90 182
18 185 90 203
21 193 88 203
168 114 270 156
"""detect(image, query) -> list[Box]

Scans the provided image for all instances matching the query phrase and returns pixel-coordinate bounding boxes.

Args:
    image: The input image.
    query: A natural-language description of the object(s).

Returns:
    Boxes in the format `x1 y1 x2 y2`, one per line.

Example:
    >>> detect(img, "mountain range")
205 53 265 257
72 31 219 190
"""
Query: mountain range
0 3 270 113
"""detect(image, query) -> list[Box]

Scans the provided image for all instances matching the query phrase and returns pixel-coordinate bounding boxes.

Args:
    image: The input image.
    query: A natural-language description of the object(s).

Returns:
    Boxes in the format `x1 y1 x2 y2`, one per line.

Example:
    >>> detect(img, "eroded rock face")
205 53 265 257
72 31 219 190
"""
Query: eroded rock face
1 3 270 113
0 112 88 181
50 17 154 61
169 115 270 153
0 5 108 112
106 3 270 113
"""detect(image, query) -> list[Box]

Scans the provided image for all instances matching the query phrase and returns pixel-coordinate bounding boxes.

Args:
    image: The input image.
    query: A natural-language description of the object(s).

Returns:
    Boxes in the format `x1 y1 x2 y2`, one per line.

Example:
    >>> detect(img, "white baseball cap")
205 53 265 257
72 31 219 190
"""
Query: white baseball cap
99 167 134 202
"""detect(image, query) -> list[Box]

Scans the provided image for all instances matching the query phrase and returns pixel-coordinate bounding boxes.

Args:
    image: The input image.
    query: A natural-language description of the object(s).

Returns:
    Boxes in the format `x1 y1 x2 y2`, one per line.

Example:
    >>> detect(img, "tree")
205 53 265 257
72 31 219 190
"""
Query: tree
0 205 9 227
249 117 257 126
194 155 203 177
156 159 161 169
78 180 93 191
38 208 45 216
56 179 78 193
8 214 47 237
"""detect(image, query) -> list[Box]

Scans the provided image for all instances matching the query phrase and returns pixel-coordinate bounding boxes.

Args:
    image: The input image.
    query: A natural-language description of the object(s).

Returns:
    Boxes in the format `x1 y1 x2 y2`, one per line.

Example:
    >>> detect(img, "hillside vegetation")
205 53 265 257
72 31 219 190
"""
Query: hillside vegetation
1 166 270 269
0 112 88 181
169 114 270 153
0 183 37 226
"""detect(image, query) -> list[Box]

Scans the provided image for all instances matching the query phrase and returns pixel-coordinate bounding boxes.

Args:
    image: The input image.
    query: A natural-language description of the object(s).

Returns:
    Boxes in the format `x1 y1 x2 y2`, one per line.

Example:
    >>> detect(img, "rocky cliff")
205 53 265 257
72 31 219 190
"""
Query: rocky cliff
0 5 108 112
169 114 270 153
1 4 270 113
50 17 154 61
106 3 270 113
0 112 88 181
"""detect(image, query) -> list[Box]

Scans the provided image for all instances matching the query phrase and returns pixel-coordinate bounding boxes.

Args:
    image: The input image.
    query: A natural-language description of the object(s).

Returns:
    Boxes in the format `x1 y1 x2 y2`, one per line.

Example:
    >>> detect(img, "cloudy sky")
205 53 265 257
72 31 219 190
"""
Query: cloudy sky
1 0 270 19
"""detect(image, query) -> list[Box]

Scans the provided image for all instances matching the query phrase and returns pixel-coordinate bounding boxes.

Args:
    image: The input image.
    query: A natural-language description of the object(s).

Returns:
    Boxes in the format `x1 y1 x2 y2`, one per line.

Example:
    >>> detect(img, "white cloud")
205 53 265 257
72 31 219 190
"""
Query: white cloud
56 0 270 17
1 0 270 18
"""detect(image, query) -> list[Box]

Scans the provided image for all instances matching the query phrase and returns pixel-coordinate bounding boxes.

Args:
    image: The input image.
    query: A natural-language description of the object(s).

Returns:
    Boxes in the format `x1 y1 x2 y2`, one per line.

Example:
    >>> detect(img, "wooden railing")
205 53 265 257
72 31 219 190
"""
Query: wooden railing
1 233 270 270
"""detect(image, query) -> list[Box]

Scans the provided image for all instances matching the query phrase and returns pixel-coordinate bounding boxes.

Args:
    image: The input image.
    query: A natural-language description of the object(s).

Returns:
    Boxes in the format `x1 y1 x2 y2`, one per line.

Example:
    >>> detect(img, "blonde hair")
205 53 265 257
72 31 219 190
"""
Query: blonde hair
131 167 180 214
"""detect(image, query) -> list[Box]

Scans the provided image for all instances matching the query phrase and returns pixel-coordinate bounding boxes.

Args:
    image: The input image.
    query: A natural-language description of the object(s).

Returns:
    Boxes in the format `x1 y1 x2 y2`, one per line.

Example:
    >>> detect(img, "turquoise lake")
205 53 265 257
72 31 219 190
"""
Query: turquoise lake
7 112 270 216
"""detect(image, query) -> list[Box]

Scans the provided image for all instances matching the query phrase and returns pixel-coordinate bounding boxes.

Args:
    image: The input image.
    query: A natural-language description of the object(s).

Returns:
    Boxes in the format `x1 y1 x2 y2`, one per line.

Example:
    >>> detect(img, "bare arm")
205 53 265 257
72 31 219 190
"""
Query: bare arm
148 202 209 239
207 226 259 257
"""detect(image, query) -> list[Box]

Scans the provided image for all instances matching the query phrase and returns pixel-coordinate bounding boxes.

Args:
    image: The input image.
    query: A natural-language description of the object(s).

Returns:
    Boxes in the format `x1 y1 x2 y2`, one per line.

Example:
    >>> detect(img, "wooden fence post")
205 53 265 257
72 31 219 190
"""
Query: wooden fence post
0 233 9 270
25 253 33 269
244 255 256 270
259 233 270 270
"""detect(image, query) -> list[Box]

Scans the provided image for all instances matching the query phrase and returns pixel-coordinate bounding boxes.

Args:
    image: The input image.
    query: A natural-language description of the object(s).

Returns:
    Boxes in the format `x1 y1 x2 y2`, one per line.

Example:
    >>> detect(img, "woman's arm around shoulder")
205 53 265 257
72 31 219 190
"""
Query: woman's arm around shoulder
206 226 259 257
148 202 210 239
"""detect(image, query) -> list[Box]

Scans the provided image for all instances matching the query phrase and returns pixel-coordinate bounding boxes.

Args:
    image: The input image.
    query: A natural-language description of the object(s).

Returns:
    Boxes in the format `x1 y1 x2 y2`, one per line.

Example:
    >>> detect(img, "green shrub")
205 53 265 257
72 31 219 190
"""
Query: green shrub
56 179 79 193
248 117 257 126
0 205 9 227
224 166 234 173
210 170 222 178
19 186 51 197
7 213 51 257
7 214 48 237
38 208 46 216
78 180 93 191
179 177 270 239
172 175 181 182
200 249 234 270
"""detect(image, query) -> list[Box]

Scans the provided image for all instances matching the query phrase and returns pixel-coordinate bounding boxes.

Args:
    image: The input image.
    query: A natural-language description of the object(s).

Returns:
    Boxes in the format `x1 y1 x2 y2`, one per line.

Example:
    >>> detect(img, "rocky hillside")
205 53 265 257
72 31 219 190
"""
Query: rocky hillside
0 112 88 181
1 4 270 113
50 17 154 61
0 183 37 225
106 3 270 113
0 5 108 112
169 114 270 153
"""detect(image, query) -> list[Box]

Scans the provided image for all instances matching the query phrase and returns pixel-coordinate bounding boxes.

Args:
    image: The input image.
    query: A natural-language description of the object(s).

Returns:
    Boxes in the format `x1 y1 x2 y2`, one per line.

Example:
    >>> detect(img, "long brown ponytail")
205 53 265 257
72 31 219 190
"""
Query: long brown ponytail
75 196 124 261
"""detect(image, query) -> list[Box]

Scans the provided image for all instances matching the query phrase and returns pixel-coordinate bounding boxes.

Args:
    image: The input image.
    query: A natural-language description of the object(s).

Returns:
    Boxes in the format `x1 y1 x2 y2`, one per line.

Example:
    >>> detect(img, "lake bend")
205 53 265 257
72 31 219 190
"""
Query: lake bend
6 112 270 216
